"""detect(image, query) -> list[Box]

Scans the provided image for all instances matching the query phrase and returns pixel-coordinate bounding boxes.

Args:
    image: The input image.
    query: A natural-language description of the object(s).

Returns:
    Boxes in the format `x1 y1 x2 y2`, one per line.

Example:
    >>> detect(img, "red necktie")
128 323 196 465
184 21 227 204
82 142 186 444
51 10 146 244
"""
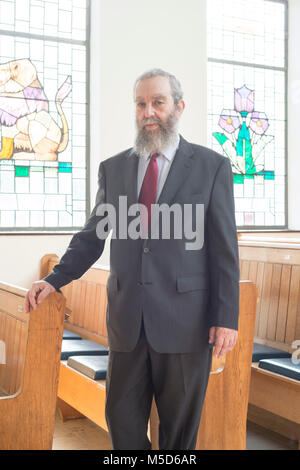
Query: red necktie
138 153 159 233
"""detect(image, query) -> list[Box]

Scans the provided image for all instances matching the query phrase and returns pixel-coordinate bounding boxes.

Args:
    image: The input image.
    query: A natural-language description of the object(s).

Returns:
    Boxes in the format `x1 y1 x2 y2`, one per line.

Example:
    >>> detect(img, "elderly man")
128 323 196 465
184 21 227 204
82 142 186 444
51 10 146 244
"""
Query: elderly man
25 69 239 450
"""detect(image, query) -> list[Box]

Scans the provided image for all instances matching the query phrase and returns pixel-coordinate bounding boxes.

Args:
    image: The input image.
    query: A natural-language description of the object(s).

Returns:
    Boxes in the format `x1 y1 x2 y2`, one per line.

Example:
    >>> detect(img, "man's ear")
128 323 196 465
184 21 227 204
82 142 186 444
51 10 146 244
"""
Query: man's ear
176 99 185 117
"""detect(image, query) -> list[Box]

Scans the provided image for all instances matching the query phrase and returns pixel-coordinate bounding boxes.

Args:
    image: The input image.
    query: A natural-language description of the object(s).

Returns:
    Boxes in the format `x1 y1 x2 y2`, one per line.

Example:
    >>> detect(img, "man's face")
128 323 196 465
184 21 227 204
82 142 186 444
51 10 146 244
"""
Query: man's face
134 75 185 157
135 75 184 131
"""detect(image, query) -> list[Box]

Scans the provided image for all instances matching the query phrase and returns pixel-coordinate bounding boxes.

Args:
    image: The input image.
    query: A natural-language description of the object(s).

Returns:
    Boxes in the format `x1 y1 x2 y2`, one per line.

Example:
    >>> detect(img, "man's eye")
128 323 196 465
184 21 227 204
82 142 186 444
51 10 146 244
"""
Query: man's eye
155 101 164 106
137 102 145 108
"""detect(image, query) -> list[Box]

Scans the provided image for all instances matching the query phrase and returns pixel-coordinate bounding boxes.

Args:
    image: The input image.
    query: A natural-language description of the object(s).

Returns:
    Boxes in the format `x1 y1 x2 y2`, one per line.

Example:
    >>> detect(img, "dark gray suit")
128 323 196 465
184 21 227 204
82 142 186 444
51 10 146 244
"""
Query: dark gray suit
44 135 239 449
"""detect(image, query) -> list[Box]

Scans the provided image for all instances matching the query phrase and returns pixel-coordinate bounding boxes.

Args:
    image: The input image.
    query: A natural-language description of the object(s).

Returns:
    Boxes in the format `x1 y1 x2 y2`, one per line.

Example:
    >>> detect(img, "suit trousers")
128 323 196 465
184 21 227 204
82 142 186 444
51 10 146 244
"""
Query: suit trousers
105 318 213 450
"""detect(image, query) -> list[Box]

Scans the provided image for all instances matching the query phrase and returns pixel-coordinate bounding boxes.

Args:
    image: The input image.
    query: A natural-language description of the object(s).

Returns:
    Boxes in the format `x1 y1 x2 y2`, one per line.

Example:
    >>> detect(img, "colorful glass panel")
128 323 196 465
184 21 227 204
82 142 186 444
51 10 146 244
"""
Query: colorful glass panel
0 0 88 230
207 0 287 228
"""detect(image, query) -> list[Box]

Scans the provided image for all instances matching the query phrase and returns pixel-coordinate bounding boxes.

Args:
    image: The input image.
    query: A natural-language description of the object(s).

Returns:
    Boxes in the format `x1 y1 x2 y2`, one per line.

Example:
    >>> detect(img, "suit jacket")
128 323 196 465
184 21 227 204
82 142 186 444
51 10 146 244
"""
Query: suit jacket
44 136 240 353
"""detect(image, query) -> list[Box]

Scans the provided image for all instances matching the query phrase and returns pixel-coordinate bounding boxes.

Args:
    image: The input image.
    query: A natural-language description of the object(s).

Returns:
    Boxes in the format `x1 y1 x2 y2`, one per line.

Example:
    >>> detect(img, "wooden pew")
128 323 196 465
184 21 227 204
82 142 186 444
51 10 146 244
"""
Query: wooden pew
40 254 110 429
238 235 300 448
0 281 65 450
41 254 256 449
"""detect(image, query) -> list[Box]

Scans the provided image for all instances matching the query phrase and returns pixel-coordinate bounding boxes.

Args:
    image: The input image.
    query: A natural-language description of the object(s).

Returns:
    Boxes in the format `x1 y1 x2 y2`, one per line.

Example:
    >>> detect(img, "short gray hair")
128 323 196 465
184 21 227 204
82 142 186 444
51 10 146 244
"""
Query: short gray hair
134 68 183 104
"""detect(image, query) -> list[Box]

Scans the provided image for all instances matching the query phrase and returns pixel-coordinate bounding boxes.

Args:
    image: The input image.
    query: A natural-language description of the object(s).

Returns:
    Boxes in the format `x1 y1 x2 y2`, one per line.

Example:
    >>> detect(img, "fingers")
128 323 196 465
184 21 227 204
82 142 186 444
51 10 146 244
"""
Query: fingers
24 292 31 313
208 327 216 345
24 281 55 313
211 327 238 358
36 286 52 305
214 336 230 358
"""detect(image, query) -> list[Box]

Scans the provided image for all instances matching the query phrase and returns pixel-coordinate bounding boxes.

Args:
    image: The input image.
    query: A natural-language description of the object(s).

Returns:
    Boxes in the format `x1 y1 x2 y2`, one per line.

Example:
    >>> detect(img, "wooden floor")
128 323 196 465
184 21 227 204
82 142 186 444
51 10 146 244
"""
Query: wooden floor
52 409 112 450
52 410 298 450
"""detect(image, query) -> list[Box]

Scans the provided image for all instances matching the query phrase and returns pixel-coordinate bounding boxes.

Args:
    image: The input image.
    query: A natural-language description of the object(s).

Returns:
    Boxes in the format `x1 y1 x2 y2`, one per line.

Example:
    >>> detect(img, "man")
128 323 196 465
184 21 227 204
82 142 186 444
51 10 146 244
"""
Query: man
25 69 239 450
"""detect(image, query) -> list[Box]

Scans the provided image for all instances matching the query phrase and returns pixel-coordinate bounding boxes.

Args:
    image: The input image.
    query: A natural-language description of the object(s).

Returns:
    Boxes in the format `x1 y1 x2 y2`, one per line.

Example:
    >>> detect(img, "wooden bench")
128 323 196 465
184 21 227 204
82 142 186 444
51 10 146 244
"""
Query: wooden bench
41 253 257 449
238 235 300 448
0 281 65 450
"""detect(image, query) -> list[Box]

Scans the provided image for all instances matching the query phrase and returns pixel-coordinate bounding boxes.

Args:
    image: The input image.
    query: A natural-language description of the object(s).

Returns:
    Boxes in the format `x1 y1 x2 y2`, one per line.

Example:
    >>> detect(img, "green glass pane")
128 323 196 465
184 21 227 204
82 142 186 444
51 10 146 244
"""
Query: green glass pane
212 132 228 145
15 166 29 177
59 162 72 173
234 174 244 184
264 171 275 180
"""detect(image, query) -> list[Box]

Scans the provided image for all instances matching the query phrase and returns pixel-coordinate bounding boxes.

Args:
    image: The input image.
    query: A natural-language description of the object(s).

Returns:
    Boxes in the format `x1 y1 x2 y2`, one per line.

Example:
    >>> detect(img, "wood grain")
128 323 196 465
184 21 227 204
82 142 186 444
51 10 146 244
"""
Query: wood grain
239 236 300 448
0 285 65 450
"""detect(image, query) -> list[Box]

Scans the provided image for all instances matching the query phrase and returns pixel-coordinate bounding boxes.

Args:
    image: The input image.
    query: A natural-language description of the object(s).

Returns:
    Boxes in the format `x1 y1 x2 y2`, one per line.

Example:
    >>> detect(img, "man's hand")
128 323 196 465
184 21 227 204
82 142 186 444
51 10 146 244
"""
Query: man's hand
24 280 56 313
209 326 238 358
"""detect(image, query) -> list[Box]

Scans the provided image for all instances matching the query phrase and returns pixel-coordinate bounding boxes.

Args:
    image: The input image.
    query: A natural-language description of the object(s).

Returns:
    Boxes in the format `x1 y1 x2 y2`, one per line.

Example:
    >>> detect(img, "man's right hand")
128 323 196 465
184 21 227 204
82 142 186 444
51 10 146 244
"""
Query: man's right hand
24 280 56 313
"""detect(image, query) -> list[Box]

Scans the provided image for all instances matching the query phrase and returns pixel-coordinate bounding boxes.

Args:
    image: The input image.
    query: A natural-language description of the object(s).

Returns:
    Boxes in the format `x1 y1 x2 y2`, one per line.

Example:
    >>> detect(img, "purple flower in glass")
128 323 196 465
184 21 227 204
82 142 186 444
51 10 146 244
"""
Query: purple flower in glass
249 111 269 135
219 109 241 134
234 85 254 113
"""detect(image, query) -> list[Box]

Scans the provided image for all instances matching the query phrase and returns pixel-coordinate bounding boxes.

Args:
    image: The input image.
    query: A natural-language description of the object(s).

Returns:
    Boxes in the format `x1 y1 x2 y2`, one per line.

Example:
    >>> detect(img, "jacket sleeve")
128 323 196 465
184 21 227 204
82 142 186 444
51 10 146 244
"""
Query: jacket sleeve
43 162 109 292
206 157 240 330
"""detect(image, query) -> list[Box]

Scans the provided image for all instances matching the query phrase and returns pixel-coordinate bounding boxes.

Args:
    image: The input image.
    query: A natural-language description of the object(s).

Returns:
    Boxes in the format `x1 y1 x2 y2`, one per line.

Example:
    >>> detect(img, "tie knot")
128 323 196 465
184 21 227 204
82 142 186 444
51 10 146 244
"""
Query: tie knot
151 152 159 161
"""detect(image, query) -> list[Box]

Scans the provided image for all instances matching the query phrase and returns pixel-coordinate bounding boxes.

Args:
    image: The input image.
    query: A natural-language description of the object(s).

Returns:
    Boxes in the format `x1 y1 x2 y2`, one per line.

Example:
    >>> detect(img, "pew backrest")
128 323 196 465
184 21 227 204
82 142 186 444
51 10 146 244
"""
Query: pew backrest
0 282 29 396
238 238 300 353
40 254 109 346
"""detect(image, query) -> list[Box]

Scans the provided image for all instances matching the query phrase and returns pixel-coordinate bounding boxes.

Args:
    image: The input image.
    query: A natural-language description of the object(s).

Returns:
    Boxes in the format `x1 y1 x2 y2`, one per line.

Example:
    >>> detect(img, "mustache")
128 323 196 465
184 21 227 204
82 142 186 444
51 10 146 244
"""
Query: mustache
141 117 162 128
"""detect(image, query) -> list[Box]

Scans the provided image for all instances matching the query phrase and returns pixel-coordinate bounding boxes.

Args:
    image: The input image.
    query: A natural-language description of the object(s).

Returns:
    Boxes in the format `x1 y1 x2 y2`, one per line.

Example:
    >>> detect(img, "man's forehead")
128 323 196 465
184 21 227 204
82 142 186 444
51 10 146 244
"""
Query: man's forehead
135 76 172 99
135 92 169 101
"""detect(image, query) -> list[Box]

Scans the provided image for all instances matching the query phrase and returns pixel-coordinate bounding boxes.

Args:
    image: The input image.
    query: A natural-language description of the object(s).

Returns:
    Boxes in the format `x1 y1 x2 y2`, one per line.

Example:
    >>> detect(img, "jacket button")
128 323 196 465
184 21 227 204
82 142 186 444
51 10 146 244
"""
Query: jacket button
137 281 143 286
143 247 150 253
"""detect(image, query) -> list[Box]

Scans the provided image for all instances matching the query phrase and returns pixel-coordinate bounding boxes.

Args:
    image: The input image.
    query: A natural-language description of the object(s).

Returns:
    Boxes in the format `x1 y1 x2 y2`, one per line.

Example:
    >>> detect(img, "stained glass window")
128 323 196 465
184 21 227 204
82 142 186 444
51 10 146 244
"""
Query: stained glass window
207 0 287 228
0 0 89 230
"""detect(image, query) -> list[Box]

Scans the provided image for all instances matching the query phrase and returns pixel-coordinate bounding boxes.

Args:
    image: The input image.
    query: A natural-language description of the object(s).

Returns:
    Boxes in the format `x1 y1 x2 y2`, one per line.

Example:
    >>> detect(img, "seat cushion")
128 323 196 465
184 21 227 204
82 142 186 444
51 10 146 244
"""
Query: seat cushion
63 329 82 340
258 358 300 381
67 355 109 380
61 339 109 360
252 342 291 362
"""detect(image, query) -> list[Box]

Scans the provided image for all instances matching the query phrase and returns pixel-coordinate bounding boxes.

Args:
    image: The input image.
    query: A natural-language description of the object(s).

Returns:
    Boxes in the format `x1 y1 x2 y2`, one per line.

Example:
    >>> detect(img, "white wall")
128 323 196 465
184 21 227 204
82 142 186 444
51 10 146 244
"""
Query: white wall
96 0 207 160
0 0 207 288
0 234 73 288
288 0 300 229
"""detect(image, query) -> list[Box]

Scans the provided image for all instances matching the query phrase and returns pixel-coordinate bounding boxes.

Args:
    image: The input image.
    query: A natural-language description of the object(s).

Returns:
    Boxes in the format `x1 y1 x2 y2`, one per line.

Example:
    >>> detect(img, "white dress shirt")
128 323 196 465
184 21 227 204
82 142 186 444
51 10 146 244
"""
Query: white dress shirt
137 134 180 202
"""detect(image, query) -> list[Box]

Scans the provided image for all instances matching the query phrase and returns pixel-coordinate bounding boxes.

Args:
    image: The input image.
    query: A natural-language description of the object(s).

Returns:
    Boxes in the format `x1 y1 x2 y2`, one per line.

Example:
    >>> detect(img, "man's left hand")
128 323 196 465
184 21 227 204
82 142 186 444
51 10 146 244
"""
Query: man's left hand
209 326 238 358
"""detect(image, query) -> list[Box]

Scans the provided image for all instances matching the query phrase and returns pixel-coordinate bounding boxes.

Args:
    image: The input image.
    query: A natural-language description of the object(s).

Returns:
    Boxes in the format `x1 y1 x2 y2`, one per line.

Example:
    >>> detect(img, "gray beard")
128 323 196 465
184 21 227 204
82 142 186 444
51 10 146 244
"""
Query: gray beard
134 112 179 159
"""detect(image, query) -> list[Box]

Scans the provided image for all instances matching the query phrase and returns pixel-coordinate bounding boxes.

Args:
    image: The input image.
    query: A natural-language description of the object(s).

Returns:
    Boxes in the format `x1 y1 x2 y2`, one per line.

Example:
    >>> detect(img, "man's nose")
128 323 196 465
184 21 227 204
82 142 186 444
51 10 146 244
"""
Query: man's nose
144 103 155 118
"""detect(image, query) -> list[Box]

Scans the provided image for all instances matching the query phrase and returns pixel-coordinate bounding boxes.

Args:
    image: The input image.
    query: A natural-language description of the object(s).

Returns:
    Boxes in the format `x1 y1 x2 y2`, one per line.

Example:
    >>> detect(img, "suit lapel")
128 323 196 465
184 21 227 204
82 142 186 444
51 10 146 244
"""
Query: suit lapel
157 135 195 206
124 149 139 208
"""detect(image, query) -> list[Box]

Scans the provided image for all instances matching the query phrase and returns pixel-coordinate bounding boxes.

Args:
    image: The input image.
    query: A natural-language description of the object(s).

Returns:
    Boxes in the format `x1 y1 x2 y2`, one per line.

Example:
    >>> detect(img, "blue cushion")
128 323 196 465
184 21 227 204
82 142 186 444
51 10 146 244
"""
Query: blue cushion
252 342 291 362
63 329 82 340
61 339 109 360
259 358 300 381
67 355 109 380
